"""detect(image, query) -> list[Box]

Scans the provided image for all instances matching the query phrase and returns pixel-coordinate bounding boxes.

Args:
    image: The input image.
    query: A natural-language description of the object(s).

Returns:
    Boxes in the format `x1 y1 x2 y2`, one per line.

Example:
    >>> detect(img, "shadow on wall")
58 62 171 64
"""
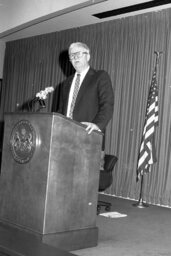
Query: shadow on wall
51 49 75 112
0 121 4 174
15 49 74 113
0 79 3 172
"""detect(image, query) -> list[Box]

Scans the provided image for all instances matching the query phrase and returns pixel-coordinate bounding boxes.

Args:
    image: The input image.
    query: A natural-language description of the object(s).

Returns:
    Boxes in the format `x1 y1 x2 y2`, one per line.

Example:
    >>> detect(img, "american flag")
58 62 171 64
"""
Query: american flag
137 64 159 181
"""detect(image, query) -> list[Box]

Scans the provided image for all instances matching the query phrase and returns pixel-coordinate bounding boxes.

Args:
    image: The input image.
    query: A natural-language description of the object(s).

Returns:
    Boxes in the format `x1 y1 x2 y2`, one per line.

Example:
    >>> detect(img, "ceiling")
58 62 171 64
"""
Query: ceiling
0 0 171 42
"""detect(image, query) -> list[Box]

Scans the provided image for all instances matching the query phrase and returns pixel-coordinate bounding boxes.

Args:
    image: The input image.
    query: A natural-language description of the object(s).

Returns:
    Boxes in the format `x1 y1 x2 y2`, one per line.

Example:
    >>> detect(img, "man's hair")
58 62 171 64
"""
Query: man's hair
69 42 90 54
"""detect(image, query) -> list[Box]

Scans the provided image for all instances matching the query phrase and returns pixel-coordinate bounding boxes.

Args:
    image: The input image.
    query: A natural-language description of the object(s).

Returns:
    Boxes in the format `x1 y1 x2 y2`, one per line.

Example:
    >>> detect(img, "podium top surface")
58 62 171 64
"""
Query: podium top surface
4 112 103 136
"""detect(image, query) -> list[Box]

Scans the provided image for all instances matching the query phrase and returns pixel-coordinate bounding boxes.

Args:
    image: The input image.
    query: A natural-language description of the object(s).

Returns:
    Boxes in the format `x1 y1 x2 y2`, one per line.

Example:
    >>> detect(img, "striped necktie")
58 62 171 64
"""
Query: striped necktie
69 73 81 119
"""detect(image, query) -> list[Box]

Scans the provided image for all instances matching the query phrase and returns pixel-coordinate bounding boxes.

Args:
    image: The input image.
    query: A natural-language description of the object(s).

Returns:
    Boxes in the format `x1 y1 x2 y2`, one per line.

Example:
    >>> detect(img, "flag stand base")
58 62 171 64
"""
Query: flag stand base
133 174 149 208
133 198 149 208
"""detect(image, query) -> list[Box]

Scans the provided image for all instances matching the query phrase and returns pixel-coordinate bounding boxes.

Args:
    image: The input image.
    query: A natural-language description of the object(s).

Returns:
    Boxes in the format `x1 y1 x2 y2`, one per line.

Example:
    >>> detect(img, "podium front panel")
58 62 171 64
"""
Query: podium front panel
0 113 54 233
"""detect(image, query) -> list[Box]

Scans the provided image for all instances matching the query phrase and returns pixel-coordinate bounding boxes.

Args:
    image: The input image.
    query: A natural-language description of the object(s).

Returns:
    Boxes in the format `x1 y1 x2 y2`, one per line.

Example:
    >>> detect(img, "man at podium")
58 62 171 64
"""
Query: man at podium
58 42 114 136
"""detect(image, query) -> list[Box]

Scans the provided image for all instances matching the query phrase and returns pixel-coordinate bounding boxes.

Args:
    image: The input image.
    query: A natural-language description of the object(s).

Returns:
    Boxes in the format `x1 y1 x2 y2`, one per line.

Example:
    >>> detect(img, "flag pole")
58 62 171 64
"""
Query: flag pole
134 51 162 208
154 51 163 66
133 173 149 208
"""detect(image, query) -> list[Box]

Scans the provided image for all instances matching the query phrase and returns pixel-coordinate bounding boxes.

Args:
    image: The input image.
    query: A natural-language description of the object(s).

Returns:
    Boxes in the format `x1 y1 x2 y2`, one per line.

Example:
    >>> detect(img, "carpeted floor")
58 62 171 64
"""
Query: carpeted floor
72 194 171 256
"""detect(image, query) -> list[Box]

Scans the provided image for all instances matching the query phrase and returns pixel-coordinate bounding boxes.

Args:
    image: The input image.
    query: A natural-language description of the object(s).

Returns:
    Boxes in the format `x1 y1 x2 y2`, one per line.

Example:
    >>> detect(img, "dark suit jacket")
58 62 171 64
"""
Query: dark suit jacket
58 68 114 131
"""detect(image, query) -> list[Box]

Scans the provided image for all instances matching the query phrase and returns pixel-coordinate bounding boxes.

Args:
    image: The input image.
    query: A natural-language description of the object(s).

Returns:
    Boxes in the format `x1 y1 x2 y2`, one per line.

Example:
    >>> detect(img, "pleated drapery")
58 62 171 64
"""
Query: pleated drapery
1 8 171 206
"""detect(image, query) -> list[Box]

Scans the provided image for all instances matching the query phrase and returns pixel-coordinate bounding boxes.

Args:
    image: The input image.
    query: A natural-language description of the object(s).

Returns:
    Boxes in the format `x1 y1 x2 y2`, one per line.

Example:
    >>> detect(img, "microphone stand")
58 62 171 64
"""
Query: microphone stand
29 97 46 112
36 99 46 112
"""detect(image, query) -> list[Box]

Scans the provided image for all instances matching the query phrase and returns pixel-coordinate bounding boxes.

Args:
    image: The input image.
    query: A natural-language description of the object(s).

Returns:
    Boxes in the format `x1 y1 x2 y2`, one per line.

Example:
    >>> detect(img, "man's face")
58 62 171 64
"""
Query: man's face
69 46 90 73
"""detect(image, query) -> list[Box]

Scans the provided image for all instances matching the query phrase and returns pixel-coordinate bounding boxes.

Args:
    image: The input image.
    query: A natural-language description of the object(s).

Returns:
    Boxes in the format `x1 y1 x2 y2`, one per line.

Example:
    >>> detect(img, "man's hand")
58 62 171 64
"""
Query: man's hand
81 122 101 134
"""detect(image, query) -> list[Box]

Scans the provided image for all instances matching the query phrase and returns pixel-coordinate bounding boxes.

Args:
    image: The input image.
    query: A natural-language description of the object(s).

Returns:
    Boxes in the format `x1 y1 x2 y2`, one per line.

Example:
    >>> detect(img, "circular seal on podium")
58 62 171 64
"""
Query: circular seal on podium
10 120 36 164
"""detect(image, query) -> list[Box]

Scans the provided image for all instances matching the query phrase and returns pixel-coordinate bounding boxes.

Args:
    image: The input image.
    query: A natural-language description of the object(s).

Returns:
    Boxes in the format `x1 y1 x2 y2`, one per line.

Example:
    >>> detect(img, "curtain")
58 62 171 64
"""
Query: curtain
1 8 171 206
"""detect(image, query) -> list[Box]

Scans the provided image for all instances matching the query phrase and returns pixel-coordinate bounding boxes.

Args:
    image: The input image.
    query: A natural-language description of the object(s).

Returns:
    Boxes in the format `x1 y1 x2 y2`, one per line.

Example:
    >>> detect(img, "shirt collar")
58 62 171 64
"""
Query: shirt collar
76 66 90 77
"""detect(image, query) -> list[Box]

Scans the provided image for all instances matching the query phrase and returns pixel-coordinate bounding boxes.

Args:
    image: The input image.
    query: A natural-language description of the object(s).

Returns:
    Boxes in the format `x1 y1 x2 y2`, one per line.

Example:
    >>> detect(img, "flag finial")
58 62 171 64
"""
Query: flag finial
154 51 163 65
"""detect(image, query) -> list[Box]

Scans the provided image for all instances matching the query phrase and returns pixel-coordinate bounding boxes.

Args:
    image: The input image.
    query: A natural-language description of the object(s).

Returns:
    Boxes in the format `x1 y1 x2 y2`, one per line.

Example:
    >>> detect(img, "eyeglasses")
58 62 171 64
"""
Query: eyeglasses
69 51 88 60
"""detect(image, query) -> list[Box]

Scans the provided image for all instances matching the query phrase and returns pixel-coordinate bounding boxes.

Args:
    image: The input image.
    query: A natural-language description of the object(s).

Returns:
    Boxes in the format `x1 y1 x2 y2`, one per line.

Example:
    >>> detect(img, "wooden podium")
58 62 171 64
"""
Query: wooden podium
0 113 102 251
